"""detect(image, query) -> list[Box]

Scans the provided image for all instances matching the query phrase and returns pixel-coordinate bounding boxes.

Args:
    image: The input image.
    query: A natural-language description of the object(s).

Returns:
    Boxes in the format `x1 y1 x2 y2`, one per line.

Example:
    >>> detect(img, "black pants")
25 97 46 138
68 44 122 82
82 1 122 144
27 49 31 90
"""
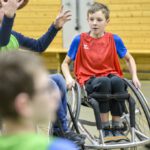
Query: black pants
85 75 127 116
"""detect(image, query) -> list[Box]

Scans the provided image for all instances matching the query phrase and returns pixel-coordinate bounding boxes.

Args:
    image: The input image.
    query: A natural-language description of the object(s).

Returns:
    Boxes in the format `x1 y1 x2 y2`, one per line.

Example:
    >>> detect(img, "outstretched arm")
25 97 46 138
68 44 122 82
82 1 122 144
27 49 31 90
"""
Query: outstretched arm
12 6 71 52
12 24 59 52
124 52 141 89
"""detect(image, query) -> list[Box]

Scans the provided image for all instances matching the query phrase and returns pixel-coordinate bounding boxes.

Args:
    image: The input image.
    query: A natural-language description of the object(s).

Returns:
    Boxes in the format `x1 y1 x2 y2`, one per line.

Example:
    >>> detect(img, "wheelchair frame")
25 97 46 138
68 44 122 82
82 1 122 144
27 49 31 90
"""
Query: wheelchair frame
67 79 150 150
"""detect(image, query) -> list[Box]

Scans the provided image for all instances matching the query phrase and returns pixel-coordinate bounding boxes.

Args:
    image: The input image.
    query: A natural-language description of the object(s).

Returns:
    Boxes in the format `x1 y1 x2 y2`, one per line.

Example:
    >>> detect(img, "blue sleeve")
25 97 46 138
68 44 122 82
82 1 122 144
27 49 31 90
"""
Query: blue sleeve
0 15 15 46
11 24 59 52
67 35 80 61
48 139 77 150
113 34 127 58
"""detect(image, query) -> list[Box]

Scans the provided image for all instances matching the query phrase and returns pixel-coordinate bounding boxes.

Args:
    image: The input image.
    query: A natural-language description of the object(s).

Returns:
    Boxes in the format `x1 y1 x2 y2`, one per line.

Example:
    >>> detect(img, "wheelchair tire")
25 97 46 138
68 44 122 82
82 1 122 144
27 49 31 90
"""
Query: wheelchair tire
67 82 81 129
123 79 150 140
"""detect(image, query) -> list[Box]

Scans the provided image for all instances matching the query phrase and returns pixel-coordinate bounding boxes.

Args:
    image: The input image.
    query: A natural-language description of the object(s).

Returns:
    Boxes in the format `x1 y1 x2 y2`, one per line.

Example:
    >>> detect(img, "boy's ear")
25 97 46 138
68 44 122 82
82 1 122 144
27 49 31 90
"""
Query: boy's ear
14 93 31 117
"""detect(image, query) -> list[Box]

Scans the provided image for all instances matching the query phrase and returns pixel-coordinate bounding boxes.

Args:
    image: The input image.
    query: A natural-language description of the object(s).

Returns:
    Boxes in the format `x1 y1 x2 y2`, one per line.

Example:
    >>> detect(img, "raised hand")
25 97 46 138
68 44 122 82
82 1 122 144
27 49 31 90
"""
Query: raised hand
66 77 75 90
0 0 24 18
54 6 71 30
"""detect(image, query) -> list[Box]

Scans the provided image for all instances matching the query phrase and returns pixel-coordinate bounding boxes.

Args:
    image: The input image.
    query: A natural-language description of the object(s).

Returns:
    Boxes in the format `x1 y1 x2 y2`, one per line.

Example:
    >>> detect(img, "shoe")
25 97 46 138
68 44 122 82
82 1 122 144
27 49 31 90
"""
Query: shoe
102 126 114 143
64 131 86 141
53 130 86 146
112 126 129 142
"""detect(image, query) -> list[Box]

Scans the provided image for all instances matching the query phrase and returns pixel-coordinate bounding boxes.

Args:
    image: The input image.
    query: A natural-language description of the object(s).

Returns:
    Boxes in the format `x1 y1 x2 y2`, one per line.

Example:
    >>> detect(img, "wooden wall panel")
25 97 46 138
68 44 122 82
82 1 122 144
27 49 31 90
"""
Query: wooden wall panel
96 0 150 52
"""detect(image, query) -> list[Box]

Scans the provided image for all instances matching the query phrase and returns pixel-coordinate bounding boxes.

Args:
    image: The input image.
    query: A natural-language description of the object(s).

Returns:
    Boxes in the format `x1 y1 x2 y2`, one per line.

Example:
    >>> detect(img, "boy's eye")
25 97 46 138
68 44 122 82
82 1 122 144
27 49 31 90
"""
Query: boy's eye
97 18 103 22
89 18 94 21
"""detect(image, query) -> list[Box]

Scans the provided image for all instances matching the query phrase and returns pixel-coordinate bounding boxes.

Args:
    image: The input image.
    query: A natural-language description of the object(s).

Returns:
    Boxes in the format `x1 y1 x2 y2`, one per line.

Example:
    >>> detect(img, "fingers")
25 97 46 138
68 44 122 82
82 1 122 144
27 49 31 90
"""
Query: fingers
58 11 71 25
67 79 75 90
1 0 23 7
63 11 72 22
133 80 141 89
64 14 71 20
64 10 71 15
17 0 24 7
1 0 6 6
63 10 71 18
59 5 63 14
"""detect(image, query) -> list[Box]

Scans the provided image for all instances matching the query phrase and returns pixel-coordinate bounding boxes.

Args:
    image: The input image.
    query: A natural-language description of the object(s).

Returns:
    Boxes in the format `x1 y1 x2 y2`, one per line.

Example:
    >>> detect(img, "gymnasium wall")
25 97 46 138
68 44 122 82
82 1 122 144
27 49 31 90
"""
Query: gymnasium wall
96 0 150 53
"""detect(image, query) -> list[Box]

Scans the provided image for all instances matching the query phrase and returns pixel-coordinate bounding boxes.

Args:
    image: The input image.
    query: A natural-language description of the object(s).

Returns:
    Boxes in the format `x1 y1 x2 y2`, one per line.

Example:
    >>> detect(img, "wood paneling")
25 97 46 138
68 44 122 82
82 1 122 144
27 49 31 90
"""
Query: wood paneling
96 0 150 53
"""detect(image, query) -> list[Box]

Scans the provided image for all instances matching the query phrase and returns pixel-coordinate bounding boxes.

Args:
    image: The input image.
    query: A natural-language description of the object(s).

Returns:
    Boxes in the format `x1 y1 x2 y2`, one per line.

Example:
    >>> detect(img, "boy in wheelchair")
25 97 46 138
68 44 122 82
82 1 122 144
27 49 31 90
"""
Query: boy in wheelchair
62 2 141 143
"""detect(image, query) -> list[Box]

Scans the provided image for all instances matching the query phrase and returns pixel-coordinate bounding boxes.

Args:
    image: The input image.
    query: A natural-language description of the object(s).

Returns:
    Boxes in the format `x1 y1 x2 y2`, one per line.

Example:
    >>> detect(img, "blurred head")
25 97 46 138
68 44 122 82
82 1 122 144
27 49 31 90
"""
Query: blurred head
87 2 110 37
0 0 29 22
0 51 60 124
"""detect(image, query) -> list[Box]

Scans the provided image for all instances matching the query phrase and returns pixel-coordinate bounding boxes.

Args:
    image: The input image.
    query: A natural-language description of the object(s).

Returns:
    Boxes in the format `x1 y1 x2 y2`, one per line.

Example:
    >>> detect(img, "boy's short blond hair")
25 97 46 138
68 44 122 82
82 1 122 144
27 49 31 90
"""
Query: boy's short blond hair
87 2 110 20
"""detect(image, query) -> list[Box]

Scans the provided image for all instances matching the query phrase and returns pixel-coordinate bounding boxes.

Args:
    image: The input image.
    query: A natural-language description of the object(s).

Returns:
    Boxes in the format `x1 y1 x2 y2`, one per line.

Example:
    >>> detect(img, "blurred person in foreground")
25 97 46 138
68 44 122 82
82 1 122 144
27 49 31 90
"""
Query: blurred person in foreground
0 50 77 150
0 1 86 144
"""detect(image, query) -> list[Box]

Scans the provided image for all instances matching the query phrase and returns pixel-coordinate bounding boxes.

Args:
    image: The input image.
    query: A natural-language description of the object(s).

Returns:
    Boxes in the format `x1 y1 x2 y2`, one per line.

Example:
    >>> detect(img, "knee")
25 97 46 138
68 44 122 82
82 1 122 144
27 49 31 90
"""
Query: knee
93 77 111 93
111 76 125 92
50 74 65 85
50 74 67 93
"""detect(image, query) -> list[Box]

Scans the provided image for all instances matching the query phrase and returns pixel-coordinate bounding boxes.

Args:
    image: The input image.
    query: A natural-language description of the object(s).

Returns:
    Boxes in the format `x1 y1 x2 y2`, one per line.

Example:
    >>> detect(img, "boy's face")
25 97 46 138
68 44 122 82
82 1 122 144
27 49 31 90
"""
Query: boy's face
87 10 109 37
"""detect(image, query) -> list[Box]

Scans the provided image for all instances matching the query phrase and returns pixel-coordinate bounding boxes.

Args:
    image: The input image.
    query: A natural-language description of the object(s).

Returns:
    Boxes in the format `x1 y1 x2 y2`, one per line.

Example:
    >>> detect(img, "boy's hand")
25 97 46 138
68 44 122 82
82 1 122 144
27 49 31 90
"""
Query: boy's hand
54 6 71 30
66 77 75 90
1 0 24 18
132 75 141 89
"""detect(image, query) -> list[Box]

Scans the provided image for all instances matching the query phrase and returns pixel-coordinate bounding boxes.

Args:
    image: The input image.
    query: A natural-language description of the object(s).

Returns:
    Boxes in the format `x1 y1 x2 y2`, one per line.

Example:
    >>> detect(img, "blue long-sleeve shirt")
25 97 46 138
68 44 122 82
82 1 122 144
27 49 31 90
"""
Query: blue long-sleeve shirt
0 15 59 52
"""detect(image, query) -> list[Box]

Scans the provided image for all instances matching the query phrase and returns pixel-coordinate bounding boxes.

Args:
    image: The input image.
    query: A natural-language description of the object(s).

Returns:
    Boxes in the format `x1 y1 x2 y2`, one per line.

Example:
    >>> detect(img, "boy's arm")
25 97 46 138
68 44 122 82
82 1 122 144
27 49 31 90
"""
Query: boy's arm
61 35 80 89
0 15 14 46
123 52 141 89
12 6 71 52
113 34 141 89
12 24 59 52
0 0 24 46
61 56 75 89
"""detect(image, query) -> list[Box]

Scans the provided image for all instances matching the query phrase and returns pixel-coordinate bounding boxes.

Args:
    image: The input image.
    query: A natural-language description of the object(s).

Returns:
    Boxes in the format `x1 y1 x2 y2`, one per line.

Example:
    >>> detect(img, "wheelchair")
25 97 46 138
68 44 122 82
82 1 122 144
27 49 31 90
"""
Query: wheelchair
67 78 150 150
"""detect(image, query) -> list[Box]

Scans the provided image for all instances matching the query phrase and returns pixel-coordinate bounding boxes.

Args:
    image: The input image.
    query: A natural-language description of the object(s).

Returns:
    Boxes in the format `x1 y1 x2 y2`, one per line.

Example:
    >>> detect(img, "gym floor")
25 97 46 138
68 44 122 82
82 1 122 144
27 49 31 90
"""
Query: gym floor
80 80 150 150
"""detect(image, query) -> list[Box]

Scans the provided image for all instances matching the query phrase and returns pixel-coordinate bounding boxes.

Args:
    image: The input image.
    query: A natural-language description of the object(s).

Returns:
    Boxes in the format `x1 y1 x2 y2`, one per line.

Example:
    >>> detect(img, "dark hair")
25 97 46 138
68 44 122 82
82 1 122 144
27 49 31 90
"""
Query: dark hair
0 50 44 119
87 2 110 20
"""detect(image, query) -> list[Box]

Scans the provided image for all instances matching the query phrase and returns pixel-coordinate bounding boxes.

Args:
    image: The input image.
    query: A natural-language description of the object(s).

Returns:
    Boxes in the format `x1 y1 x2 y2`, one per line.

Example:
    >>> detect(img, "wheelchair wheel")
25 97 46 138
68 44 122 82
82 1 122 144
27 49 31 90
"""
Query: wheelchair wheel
67 82 81 129
123 79 150 141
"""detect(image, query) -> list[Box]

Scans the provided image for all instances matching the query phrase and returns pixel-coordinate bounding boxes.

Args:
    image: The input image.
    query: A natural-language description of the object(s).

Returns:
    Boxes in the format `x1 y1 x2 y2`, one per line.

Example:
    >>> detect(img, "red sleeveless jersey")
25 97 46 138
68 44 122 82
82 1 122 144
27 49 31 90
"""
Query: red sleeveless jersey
74 32 123 85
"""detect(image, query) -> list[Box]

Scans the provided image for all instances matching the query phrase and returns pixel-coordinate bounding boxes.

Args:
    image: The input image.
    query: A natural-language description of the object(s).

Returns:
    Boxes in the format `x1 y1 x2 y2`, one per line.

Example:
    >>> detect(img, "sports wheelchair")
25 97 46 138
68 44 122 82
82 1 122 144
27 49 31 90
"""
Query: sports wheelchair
67 78 150 150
